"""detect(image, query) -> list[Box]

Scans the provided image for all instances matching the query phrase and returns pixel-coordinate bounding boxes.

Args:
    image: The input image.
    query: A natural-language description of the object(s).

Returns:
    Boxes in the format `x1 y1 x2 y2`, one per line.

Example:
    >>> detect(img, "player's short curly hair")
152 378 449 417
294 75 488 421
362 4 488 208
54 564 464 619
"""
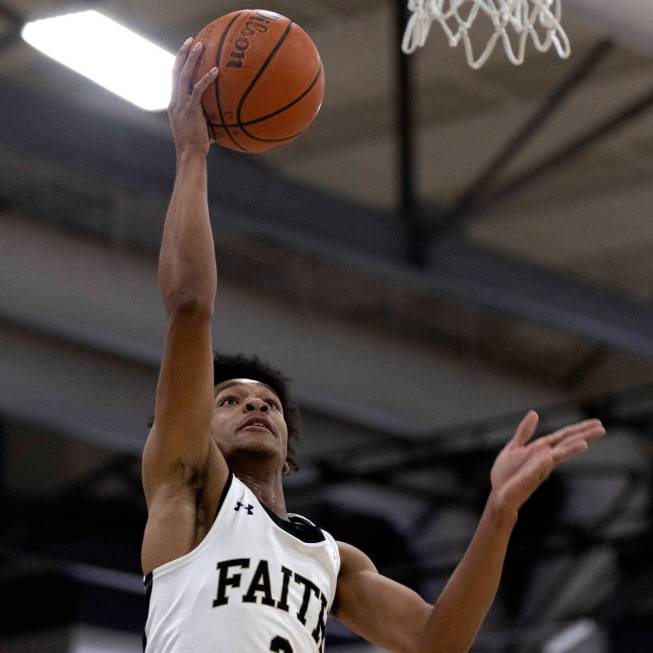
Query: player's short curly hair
147 353 301 472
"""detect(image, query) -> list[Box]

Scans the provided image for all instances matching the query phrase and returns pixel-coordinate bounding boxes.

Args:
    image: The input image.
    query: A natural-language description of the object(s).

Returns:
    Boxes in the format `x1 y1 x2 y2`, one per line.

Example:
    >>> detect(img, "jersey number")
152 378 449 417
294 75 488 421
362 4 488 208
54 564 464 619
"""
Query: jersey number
270 635 293 652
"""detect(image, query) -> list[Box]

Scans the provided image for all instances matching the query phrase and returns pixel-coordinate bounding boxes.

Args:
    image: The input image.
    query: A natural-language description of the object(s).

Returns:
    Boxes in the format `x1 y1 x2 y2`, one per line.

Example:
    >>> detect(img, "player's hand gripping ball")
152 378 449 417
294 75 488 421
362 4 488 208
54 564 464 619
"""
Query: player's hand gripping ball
191 10 324 153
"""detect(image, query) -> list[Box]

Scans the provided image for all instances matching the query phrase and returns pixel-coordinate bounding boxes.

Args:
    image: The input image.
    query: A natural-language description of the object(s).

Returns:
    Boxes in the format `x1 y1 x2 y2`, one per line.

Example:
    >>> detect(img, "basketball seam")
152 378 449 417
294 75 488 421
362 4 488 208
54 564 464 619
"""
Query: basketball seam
214 12 248 152
207 64 323 131
235 65 322 142
235 20 295 143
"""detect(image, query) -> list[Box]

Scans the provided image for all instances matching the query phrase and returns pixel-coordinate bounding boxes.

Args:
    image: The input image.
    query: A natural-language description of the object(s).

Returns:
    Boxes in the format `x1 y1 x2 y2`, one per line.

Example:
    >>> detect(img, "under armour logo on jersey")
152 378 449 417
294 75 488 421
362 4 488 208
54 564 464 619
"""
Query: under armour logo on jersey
235 502 254 515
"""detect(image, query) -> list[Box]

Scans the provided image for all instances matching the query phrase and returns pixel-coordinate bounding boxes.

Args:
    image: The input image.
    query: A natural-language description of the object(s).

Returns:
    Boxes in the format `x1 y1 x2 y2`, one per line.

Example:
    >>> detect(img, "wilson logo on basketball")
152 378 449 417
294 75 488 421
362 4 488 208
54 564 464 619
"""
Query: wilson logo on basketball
227 12 280 69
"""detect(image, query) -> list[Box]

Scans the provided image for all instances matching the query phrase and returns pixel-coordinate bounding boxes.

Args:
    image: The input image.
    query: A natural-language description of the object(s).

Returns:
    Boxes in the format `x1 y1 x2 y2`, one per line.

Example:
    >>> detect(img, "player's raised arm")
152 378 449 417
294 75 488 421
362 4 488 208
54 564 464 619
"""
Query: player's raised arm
142 40 225 504
333 413 606 653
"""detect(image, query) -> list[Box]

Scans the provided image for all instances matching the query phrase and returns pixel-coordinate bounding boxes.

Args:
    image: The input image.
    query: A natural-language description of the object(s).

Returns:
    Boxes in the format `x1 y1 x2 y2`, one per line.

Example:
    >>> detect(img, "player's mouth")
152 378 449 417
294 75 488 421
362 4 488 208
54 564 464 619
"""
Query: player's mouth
238 416 275 436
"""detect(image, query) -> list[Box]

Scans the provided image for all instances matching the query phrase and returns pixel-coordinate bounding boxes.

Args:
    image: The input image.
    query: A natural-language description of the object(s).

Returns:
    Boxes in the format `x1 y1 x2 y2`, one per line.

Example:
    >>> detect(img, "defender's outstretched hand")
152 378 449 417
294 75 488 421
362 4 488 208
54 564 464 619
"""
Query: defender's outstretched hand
168 38 218 156
490 411 605 517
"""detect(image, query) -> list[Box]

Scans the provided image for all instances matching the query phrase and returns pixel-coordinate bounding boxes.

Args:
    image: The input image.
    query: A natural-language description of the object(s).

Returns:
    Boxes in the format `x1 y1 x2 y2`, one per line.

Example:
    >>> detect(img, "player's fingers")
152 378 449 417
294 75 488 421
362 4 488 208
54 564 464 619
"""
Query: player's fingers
544 420 604 447
171 38 193 92
580 424 606 444
190 67 218 104
551 436 590 464
178 41 204 96
510 410 539 447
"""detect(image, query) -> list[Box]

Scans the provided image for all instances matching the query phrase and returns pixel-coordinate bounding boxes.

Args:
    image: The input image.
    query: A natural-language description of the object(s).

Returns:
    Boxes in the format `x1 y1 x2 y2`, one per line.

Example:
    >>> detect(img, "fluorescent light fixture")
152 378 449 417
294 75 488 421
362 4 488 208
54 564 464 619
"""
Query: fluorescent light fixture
22 10 175 111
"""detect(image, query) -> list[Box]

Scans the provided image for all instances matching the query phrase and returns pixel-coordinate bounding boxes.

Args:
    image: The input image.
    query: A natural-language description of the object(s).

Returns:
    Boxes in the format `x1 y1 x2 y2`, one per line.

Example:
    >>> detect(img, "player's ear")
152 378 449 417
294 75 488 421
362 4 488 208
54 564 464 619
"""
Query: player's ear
282 461 290 475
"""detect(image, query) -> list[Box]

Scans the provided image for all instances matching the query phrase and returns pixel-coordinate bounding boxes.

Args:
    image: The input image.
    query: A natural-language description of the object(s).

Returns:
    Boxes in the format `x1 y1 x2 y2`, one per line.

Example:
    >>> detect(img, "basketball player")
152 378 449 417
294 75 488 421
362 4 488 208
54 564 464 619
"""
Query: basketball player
141 39 606 652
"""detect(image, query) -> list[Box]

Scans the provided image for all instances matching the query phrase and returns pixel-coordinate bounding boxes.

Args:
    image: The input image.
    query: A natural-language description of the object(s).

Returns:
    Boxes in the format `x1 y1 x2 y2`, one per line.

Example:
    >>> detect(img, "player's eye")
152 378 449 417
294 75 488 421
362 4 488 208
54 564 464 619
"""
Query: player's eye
266 398 282 411
218 395 238 406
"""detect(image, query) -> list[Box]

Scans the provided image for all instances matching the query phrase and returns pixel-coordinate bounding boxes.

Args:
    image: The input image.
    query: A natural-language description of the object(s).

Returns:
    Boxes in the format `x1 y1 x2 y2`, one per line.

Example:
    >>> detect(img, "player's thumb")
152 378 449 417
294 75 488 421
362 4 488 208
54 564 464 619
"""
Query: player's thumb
511 410 539 447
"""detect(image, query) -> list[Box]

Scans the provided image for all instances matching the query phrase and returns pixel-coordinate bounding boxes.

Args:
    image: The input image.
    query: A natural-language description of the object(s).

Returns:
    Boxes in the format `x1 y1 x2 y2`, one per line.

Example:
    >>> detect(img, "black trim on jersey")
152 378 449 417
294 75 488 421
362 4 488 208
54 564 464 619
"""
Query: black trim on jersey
213 472 234 524
142 572 153 652
260 503 326 544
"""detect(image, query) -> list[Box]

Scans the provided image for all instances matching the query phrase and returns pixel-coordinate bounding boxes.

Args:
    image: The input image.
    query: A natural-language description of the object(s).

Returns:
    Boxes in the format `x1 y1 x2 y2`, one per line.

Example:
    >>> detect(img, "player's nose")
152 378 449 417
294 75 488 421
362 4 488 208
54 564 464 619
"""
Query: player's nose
244 398 269 413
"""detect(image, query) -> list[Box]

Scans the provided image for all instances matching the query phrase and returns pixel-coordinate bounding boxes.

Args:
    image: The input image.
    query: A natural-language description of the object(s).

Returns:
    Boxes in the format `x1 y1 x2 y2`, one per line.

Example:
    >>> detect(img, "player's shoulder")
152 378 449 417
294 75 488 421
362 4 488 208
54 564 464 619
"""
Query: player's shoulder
336 540 377 575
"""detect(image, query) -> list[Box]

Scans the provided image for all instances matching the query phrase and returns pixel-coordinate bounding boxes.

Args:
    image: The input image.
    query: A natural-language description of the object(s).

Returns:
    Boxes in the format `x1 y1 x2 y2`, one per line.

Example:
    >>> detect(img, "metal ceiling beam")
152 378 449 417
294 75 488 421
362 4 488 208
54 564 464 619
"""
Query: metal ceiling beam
0 2 21 23
0 211 559 452
304 381 653 482
2 79 653 357
471 83 653 219
0 1 22 54
430 38 614 238
394 0 425 266
426 235 653 357
567 0 653 56
0 78 404 260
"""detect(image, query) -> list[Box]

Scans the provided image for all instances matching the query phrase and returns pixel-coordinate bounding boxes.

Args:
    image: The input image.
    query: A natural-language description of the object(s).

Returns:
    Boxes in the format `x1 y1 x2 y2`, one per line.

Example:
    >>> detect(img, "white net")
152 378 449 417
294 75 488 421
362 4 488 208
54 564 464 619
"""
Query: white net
402 0 571 69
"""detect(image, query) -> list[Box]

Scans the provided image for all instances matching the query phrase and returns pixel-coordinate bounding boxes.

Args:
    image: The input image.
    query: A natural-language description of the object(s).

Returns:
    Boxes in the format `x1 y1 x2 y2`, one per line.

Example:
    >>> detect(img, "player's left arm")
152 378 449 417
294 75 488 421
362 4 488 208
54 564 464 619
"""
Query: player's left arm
332 411 605 653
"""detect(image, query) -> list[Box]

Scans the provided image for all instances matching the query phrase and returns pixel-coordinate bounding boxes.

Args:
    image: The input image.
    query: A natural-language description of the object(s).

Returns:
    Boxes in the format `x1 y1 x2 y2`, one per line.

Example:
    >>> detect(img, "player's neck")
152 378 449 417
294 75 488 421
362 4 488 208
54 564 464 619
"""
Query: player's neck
232 465 288 520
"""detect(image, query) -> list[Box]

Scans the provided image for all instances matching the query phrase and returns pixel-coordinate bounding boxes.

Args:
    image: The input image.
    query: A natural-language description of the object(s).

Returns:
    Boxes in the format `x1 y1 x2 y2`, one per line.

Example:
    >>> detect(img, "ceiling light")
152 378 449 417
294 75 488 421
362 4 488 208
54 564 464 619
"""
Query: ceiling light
22 10 175 111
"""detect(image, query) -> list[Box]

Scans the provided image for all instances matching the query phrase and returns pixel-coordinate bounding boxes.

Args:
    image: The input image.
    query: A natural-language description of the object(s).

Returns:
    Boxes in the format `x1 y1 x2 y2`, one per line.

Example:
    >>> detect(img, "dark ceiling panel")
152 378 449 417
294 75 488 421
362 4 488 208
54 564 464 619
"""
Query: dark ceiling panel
2 77 653 359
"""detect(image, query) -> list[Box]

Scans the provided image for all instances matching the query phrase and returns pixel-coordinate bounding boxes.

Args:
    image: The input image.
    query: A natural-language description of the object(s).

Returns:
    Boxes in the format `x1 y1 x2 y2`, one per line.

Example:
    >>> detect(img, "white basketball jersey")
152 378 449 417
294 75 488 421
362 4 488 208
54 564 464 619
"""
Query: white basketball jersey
144 474 340 652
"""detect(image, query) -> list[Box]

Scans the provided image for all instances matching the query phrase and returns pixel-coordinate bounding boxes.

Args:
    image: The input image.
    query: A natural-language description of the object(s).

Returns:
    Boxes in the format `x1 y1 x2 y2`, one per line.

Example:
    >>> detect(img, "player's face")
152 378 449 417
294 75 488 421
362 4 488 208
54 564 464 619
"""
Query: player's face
211 380 289 472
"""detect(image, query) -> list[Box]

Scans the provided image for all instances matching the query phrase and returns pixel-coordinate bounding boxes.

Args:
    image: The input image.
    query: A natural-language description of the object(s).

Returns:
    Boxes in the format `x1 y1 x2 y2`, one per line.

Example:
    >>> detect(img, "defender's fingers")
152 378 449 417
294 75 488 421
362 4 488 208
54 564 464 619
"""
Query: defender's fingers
178 41 204 96
544 420 604 447
190 67 218 104
171 38 193 88
510 410 539 447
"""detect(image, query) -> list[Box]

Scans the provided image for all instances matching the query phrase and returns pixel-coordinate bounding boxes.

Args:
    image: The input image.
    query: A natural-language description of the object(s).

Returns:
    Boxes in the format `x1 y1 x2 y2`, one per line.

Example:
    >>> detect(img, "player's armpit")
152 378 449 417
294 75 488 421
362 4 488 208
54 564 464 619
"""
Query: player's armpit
142 308 228 504
333 541 432 653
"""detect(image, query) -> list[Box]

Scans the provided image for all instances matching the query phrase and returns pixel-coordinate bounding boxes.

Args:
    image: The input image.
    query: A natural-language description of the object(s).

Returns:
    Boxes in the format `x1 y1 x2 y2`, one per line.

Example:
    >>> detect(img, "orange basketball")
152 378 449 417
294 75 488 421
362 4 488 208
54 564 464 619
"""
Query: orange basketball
191 10 324 153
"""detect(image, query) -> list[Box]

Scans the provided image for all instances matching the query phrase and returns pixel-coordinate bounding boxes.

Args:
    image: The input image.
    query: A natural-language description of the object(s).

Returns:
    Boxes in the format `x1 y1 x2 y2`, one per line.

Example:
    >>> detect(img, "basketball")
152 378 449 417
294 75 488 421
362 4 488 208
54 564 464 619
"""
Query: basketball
191 10 324 153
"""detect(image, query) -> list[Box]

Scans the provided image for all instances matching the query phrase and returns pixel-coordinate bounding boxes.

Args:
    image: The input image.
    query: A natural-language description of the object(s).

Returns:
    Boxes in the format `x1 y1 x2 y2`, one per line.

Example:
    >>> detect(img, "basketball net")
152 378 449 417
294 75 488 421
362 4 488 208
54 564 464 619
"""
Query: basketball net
402 0 571 69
